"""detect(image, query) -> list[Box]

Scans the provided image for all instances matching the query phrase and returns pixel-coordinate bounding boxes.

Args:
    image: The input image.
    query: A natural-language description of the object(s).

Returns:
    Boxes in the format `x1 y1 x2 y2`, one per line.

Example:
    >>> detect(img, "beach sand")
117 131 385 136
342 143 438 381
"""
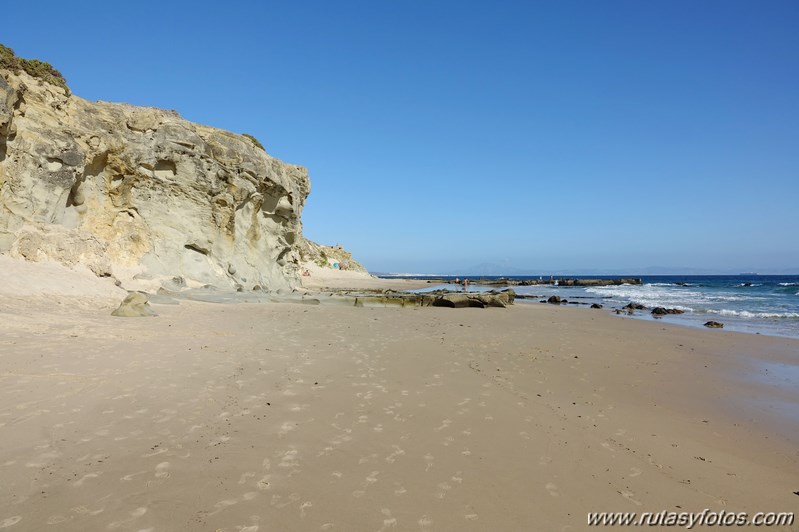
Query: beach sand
1 267 797 531
298 264 435 291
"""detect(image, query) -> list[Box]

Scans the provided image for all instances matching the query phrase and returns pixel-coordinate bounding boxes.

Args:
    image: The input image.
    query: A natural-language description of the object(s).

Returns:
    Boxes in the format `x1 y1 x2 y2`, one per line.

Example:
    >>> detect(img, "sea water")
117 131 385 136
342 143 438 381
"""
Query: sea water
403 275 799 338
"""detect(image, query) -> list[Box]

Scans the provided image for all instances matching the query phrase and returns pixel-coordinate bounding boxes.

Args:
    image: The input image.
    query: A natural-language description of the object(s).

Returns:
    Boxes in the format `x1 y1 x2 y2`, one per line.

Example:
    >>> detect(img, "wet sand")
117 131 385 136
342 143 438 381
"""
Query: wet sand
1 294 797 531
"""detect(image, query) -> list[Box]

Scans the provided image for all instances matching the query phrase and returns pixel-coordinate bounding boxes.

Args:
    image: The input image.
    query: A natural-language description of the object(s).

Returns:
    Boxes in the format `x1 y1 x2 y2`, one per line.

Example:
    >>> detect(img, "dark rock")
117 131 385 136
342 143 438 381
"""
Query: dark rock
623 302 646 310
590 303 603 309
547 296 561 304
704 321 724 328
652 307 686 315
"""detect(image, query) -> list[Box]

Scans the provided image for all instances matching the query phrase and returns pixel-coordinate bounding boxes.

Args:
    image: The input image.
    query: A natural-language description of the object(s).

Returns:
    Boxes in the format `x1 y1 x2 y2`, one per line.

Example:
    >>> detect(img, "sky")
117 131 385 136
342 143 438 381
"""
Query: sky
4 1 798 274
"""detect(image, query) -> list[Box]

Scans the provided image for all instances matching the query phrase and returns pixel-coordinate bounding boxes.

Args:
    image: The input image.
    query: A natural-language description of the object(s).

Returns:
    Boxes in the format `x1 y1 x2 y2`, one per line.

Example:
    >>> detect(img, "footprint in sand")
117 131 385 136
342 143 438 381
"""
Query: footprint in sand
423 454 434 471
434 481 452 499
0 516 22 529
73 472 100 487
545 482 559 497
418 515 433 528
378 508 397 531
620 490 642 506
155 462 170 479
628 467 642 478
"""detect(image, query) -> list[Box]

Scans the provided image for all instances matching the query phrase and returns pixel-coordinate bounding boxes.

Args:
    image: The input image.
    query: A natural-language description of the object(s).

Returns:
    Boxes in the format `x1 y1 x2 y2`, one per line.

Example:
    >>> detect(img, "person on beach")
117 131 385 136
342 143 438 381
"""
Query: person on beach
463 278 469 292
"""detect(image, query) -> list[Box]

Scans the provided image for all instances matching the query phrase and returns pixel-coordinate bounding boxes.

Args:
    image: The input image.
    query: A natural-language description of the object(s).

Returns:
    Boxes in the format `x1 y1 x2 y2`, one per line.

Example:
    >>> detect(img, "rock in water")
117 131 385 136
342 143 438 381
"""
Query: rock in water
704 321 724 329
112 292 157 317
590 303 603 309
547 295 561 304
623 302 646 310
0 54 310 290
652 307 685 316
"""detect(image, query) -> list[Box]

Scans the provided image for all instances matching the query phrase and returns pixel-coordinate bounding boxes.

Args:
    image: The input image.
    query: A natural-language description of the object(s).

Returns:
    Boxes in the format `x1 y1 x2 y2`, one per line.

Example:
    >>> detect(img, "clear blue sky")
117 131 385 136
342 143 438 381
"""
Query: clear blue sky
5 1 798 274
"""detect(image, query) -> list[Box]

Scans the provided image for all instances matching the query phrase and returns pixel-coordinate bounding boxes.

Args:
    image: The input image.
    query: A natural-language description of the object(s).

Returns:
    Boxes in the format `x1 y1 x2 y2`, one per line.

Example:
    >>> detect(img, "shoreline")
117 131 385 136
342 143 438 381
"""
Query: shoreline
1 288 797 530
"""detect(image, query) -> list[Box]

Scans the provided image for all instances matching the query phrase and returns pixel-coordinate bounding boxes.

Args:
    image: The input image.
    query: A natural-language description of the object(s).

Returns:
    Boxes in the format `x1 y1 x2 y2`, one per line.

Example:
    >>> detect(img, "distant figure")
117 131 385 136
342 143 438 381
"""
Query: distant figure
455 277 460 286
463 278 469 292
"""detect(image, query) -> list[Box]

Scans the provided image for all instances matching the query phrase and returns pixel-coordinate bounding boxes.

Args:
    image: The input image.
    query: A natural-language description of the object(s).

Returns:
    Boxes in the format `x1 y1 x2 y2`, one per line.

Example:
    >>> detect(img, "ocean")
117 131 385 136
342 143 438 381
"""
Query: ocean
397 275 799 339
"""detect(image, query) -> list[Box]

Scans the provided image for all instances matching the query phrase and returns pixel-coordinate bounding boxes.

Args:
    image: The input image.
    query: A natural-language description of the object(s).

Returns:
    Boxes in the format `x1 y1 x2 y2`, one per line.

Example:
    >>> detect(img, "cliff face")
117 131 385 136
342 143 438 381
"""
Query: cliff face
0 67 311 290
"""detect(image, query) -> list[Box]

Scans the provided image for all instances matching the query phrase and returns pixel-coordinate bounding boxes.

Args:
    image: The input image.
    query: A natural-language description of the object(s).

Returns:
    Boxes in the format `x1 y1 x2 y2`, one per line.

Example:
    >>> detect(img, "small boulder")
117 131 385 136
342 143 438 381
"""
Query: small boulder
704 321 724 328
623 302 645 310
590 303 603 309
547 296 561 304
652 307 668 316
111 292 157 317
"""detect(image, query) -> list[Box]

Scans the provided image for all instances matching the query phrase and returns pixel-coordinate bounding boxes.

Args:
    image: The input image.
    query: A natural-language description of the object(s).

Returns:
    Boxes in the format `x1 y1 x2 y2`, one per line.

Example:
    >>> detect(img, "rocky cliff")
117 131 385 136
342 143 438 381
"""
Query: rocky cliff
0 47 312 291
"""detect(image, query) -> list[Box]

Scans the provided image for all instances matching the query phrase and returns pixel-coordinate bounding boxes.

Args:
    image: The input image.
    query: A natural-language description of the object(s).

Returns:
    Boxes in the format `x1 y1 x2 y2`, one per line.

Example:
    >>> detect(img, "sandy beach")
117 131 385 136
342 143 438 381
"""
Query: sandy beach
1 270 797 531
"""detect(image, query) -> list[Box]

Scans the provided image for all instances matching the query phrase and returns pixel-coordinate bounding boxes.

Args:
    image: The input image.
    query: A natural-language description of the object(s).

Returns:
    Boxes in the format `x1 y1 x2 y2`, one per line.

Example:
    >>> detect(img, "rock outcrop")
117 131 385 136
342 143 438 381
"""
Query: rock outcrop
298 239 368 273
1 48 310 290
477 277 643 287
111 292 157 317
651 307 685 316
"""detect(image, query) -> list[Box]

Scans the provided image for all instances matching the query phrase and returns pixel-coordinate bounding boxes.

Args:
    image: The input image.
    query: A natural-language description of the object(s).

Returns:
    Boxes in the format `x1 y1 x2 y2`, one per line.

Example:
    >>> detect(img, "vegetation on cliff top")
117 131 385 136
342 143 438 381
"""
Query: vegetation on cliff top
0 44 70 95
242 133 265 151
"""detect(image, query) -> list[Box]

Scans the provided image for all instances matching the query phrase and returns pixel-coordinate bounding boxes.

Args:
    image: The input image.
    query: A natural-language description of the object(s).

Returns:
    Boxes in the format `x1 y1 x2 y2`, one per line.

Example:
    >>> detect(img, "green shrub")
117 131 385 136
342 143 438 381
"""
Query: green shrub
242 133 265 151
0 43 70 95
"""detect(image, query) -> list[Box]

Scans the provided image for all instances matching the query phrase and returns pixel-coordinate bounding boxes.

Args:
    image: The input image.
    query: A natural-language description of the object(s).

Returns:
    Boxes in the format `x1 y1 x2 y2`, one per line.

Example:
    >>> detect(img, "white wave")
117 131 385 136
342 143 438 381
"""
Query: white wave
585 284 758 306
779 282 799 286
705 309 799 319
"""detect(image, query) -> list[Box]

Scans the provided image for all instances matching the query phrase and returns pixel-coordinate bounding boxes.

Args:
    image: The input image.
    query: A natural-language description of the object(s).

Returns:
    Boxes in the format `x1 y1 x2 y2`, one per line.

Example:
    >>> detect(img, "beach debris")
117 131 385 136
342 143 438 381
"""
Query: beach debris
704 321 724 328
111 291 157 317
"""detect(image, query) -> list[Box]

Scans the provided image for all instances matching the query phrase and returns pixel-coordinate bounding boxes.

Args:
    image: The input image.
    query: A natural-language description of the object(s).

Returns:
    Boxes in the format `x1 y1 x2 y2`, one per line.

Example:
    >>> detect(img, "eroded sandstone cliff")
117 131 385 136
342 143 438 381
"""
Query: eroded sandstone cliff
0 53 311 291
